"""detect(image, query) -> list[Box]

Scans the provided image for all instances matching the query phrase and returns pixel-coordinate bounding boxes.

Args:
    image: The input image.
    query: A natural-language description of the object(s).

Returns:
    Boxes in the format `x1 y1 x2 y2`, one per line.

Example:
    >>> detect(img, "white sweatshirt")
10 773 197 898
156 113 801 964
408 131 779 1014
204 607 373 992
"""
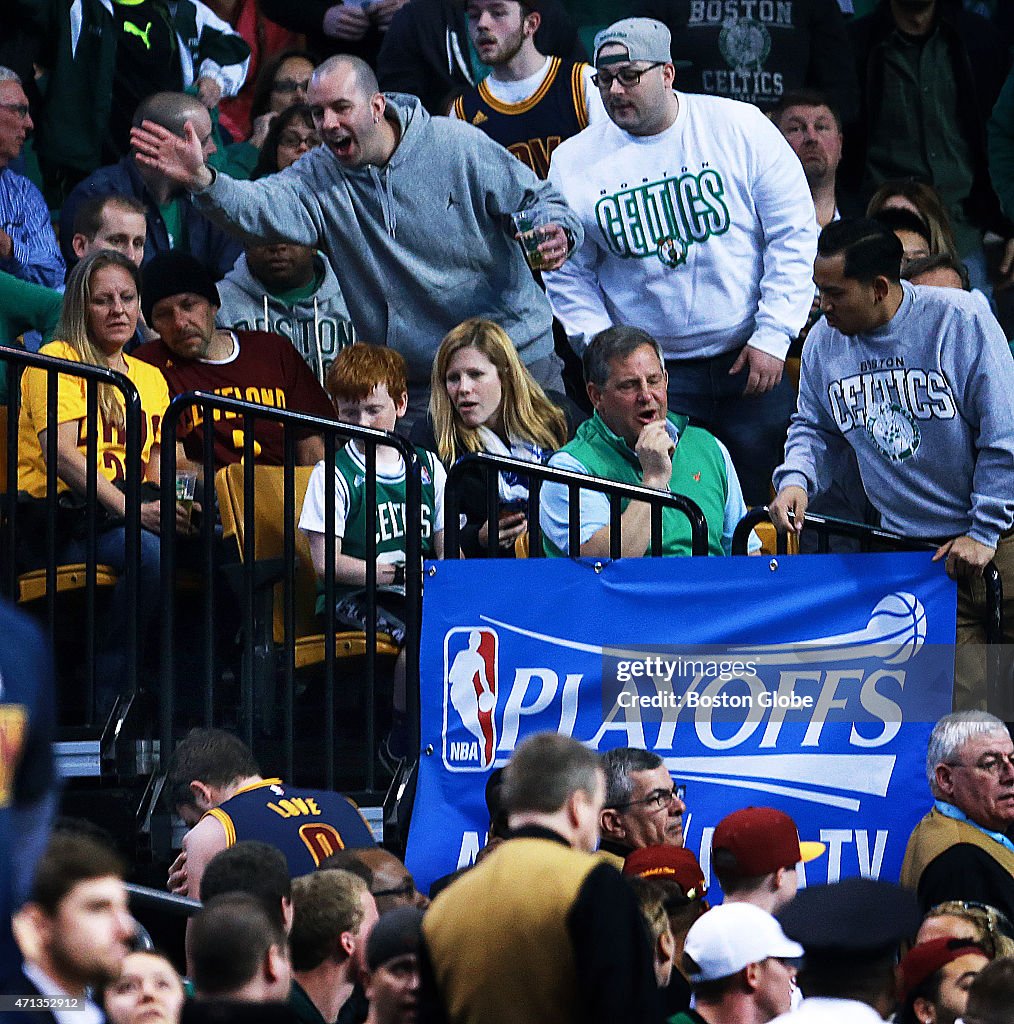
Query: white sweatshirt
545 91 818 361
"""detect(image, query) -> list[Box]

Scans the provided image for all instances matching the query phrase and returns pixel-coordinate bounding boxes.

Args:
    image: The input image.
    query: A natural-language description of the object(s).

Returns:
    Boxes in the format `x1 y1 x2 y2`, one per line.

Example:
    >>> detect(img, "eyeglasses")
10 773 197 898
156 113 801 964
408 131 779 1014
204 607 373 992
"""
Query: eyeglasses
372 878 417 901
609 783 686 812
278 130 320 149
944 753 1014 777
0 103 30 119
274 77 310 94
592 63 664 90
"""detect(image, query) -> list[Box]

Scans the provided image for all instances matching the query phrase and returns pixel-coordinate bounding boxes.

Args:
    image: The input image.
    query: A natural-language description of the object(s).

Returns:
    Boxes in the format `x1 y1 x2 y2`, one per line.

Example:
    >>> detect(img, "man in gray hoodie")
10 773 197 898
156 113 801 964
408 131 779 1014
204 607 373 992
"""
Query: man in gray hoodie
216 240 355 386
770 218 1014 712
130 53 583 427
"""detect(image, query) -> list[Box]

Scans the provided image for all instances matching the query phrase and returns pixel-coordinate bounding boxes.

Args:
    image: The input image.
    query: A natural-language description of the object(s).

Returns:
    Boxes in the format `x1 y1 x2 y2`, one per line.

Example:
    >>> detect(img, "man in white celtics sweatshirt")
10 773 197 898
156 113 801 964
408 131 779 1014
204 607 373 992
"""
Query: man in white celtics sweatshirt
545 17 818 506
771 218 1014 712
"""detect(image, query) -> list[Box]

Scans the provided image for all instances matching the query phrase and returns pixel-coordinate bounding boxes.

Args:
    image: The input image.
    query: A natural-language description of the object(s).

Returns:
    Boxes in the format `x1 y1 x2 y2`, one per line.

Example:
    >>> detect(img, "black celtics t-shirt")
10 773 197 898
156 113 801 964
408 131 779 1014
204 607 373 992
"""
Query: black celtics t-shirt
107 0 182 161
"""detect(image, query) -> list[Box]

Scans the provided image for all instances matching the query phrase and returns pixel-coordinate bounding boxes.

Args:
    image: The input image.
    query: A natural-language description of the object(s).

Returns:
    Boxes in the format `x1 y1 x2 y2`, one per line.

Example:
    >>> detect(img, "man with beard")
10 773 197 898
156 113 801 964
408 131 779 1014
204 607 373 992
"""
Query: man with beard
134 252 334 468
3 833 135 1023
845 0 1013 294
449 0 605 179
545 18 818 505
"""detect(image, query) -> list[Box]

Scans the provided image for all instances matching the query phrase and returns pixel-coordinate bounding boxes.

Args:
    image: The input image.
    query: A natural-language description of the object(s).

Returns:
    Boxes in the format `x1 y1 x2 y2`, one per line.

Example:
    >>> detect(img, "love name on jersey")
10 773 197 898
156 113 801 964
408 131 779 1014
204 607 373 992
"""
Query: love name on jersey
267 795 325 819
828 367 957 432
596 167 730 265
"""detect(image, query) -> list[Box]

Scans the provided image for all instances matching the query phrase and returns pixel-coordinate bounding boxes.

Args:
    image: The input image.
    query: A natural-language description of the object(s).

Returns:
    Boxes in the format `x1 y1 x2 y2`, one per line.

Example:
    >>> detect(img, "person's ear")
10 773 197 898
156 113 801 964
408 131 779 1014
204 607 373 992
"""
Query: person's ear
71 234 90 260
600 807 624 840
934 761 956 799
524 10 541 35
587 381 602 411
395 390 409 417
188 780 215 810
913 995 937 1024
872 275 891 302
265 943 288 984
658 927 675 966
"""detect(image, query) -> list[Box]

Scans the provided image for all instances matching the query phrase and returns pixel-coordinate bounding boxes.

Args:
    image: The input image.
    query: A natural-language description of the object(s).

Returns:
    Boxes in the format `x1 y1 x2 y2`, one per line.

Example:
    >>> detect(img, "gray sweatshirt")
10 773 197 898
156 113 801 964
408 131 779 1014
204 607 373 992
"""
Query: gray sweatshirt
774 282 1014 548
215 252 354 385
193 93 583 385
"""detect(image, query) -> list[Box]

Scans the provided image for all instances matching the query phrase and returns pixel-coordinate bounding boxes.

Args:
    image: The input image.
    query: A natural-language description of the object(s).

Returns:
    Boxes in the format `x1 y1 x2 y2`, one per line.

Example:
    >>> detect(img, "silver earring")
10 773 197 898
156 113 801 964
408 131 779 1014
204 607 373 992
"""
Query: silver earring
374 114 380 124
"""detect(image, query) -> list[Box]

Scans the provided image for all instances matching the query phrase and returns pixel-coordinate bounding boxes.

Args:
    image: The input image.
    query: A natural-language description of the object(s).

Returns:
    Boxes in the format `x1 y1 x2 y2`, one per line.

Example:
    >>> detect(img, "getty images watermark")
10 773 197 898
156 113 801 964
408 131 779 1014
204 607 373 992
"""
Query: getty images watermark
598 640 960 725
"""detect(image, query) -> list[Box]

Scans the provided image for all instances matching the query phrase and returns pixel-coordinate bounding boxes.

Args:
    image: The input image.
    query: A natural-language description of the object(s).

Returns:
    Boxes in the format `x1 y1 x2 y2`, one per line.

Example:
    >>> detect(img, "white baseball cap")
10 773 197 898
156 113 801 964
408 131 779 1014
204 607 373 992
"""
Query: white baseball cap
684 904 804 983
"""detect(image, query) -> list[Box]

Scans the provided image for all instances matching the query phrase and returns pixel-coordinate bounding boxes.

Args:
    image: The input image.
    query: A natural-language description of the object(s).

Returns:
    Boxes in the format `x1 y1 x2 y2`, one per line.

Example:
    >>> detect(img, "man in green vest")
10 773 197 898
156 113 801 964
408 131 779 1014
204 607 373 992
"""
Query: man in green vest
901 710 1014 922
540 324 756 557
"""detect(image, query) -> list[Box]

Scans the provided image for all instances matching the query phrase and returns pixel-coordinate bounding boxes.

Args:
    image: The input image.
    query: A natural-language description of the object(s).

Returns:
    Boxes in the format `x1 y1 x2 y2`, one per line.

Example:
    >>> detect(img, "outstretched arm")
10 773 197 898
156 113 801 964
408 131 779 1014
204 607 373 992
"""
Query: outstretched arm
130 120 214 192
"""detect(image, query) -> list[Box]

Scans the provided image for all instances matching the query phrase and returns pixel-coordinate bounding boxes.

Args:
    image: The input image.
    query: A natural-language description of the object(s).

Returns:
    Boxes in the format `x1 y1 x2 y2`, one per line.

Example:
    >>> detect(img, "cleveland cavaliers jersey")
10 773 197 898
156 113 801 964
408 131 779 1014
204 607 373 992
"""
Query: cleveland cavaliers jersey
205 777 375 872
453 58 591 179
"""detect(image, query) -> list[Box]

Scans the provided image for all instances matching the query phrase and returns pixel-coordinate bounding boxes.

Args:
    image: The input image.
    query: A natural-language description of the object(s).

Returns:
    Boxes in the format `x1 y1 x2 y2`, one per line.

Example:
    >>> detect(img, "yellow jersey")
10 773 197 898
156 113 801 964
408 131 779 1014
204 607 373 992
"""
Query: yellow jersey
18 341 170 499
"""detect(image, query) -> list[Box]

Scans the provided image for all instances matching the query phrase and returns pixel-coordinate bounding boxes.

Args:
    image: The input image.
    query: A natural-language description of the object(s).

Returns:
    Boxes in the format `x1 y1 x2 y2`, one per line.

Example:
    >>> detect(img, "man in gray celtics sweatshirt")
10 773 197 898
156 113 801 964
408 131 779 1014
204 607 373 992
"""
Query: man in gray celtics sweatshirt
216 241 355 386
130 53 583 428
771 218 1014 711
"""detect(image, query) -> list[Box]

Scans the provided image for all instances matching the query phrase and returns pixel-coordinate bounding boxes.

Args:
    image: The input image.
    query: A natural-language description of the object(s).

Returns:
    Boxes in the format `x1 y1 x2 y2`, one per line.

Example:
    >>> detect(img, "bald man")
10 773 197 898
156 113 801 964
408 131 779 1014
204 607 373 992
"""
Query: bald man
62 91 241 278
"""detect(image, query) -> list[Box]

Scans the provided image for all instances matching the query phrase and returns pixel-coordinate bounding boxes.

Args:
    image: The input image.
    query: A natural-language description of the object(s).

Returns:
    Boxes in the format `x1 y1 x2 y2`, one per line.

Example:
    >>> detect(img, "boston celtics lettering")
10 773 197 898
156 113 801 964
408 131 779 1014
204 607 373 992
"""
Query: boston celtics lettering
595 167 730 267
828 365 958 462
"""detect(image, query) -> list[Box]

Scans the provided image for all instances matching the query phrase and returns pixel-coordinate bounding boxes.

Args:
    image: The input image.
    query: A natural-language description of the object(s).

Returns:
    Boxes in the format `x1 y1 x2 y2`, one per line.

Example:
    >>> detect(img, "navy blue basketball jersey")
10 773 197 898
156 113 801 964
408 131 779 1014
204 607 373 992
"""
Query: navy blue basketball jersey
205 778 375 873
453 58 591 179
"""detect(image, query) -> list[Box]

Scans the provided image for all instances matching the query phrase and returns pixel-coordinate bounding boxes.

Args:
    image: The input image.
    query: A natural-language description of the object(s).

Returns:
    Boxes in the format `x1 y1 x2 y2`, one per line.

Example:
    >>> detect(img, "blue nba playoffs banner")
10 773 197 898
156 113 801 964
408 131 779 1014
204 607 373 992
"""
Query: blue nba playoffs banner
406 553 956 894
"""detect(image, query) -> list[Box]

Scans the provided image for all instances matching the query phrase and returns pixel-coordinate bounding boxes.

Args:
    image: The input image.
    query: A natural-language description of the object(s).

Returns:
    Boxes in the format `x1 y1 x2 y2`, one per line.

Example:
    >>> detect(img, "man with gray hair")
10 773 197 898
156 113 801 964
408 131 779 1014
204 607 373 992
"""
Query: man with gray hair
901 711 1014 920
598 746 686 866
540 324 755 558
60 92 241 278
419 731 662 1023
0 66 64 290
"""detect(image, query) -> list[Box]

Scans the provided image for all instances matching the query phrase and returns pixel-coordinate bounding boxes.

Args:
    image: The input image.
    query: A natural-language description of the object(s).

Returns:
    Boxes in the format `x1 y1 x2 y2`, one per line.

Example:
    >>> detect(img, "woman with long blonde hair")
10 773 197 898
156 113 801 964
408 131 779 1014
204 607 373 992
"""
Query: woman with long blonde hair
420 317 574 557
18 249 187 715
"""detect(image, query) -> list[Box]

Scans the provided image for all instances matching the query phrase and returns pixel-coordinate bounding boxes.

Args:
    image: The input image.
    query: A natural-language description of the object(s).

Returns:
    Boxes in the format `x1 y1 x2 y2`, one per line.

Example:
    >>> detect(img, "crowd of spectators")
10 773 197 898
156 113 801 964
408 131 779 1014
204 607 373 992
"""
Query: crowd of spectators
4 0 1014 1016
4 713 1014 1024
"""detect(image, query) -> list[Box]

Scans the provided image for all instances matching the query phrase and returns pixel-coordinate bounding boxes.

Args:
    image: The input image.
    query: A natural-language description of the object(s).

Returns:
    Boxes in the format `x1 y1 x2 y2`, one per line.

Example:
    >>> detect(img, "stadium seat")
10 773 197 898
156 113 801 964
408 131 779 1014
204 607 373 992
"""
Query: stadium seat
215 463 400 673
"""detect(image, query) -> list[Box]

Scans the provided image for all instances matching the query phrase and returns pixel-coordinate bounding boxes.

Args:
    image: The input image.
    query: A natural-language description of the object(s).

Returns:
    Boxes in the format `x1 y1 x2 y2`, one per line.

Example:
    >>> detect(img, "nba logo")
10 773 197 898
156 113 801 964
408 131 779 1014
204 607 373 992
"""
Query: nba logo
443 627 498 771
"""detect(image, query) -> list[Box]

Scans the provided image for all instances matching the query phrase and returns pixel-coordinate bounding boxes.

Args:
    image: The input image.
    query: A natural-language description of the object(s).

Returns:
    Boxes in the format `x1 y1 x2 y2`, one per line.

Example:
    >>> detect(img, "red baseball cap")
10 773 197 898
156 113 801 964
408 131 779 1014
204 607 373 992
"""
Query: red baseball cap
897 938 989 1003
712 807 826 878
622 845 708 900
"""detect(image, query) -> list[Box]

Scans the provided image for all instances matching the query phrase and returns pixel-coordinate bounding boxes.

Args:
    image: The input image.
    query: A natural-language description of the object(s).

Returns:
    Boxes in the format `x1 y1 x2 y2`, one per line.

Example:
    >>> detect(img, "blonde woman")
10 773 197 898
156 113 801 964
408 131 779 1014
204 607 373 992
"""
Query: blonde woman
418 317 575 557
18 249 187 714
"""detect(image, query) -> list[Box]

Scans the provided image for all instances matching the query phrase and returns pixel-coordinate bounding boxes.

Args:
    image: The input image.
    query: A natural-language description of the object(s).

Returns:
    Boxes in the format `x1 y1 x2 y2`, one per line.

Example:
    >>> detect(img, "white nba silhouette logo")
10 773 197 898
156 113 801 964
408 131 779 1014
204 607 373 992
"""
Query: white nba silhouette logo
443 627 498 770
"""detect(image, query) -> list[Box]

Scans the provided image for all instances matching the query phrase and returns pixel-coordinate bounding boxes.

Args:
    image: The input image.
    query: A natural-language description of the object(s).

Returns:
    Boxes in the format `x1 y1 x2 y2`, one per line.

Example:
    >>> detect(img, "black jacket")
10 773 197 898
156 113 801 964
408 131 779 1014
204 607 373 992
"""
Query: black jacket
376 0 586 114
636 0 859 123
843 0 1012 237
59 157 242 279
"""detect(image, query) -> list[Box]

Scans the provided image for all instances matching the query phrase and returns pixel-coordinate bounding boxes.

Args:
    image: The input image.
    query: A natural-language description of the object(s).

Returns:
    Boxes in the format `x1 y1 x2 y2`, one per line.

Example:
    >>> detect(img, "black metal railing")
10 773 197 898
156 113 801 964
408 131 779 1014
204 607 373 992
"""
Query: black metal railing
445 451 709 559
0 344 143 726
158 392 423 796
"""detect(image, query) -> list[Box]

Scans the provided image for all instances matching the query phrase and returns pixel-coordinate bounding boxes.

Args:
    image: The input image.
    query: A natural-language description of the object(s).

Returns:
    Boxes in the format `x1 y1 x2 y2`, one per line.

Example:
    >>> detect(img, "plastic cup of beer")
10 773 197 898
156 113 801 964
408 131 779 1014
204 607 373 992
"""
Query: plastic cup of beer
175 470 198 527
511 209 553 271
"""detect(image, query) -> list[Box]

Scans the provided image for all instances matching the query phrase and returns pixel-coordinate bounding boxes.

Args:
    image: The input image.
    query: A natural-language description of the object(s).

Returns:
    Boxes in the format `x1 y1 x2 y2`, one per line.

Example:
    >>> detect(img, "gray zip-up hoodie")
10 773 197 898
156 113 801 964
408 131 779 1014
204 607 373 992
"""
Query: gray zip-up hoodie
215 252 354 385
774 282 1014 547
194 93 583 385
